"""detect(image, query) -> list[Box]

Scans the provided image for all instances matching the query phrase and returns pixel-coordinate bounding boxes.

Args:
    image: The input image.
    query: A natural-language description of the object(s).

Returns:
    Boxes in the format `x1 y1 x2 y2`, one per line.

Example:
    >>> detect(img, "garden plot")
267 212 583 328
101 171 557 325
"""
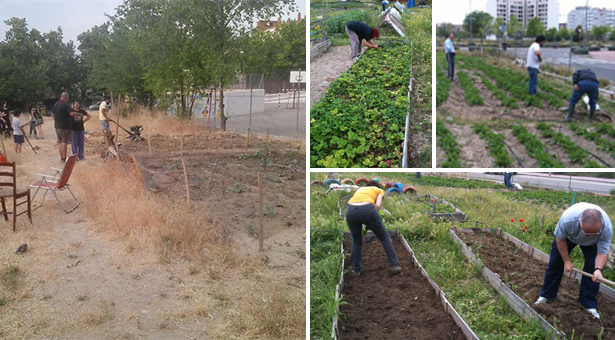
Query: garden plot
338 233 475 340
452 228 615 339
404 194 468 221
436 52 615 168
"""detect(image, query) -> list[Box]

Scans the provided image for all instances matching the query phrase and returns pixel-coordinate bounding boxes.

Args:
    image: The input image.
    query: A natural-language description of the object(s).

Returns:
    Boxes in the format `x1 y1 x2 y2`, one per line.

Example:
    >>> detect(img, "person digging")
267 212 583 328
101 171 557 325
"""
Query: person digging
345 21 380 62
566 69 599 123
346 180 401 277
535 203 613 320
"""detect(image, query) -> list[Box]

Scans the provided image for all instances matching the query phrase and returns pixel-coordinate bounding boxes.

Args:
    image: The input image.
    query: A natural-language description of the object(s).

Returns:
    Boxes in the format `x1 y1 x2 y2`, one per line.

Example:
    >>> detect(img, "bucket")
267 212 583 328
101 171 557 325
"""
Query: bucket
408 0 415 7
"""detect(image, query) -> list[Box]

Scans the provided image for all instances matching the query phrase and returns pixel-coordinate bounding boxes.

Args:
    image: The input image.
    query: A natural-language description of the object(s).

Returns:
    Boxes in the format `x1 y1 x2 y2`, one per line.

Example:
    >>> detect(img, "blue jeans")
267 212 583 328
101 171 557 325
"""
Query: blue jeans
382 3 386 11
570 80 599 111
71 131 85 159
416 172 421 179
504 173 514 189
539 238 599 309
447 53 455 80
346 204 399 272
528 67 539 95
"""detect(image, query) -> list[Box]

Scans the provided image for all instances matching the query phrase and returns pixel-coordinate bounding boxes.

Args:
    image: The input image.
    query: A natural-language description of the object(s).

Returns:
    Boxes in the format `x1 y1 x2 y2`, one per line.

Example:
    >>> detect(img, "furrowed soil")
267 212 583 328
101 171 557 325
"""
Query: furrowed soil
460 232 614 339
339 239 465 340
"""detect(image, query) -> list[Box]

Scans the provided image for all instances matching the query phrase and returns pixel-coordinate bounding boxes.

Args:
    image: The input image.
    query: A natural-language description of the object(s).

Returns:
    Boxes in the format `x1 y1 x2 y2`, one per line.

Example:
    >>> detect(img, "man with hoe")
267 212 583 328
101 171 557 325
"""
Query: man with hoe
535 203 613 319
345 21 380 62
526 34 546 96
566 69 599 123
99 96 112 143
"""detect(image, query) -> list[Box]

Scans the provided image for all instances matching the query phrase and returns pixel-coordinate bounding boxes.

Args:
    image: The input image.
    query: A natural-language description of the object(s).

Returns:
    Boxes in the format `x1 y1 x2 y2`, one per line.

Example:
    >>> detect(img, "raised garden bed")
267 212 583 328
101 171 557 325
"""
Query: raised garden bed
404 194 468 221
311 39 332 60
334 231 477 339
451 227 615 339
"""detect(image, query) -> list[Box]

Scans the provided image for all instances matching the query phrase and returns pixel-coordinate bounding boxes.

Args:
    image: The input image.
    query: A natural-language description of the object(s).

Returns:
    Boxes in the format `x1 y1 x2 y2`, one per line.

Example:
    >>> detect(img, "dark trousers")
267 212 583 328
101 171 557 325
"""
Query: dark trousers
346 204 399 272
539 238 599 309
446 53 455 80
504 173 514 189
570 80 599 111
71 131 85 159
382 3 386 11
528 67 539 95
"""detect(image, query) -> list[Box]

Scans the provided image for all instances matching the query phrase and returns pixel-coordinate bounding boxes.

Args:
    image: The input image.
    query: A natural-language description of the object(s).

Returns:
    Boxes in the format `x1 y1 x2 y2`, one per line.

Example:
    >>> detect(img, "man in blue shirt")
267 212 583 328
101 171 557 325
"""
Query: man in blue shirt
444 33 456 81
535 203 613 319
566 69 599 123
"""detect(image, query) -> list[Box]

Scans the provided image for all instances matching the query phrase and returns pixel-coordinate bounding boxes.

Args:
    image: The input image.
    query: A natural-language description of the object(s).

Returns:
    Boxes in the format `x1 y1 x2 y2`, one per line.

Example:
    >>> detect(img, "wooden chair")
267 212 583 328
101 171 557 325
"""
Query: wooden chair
0 162 32 231
29 154 80 213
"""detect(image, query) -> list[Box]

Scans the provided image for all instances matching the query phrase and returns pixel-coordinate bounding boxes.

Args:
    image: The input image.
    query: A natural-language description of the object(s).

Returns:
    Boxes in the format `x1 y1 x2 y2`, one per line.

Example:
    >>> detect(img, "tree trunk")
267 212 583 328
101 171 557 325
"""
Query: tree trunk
220 79 226 130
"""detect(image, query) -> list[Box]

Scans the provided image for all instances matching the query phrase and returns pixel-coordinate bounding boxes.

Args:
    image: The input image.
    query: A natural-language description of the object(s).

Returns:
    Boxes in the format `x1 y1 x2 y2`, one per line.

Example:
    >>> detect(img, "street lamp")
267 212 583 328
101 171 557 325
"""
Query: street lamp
470 0 473 42
585 0 588 48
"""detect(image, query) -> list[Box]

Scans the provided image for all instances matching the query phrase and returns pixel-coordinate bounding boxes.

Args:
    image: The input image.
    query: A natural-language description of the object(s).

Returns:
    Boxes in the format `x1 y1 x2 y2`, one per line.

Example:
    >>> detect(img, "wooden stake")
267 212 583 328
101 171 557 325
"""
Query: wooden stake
245 128 250 153
181 158 190 208
266 127 269 143
180 135 184 157
541 214 545 231
148 138 152 157
115 95 121 155
258 171 264 252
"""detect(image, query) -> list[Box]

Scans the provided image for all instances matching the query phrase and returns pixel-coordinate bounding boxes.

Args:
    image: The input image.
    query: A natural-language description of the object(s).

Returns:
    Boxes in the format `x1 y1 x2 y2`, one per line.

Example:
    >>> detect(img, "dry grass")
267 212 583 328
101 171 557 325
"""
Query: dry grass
82 301 115 326
0 264 21 294
94 108 209 137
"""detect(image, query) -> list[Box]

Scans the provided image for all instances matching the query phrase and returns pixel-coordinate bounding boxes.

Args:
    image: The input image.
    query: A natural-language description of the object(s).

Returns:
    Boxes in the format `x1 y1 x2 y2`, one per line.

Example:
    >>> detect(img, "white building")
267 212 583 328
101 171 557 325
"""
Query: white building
486 0 559 30
568 7 615 31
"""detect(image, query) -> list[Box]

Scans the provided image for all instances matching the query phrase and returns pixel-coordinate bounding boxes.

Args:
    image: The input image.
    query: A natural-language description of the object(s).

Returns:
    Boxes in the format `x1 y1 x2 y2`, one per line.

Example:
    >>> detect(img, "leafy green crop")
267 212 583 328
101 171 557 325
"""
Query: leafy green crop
457 72 484 106
325 10 370 34
436 54 450 107
436 121 462 167
570 123 615 158
536 123 602 167
472 123 514 167
511 125 563 168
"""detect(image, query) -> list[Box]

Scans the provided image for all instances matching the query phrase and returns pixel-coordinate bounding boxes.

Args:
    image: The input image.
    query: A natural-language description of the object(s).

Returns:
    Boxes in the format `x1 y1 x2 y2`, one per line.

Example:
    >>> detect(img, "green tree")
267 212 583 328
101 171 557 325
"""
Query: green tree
462 11 493 46
545 27 557 42
591 25 610 43
526 17 545 37
507 15 524 39
559 27 570 40
493 17 505 40
437 23 456 38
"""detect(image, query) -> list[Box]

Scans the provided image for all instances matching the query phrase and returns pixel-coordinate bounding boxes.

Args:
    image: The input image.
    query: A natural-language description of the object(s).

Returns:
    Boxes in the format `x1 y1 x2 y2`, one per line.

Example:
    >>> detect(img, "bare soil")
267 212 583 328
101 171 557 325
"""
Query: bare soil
460 232 615 340
338 239 466 340
310 45 353 108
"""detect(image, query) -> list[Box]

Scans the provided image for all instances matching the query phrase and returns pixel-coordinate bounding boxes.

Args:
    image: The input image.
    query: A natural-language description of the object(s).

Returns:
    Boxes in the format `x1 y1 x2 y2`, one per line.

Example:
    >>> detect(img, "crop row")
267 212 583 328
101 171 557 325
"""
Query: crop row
479 75 518 108
457 72 484 106
569 123 615 158
536 122 602 167
511 125 562 167
471 123 514 167
311 43 412 168
435 55 450 107
436 121 462 167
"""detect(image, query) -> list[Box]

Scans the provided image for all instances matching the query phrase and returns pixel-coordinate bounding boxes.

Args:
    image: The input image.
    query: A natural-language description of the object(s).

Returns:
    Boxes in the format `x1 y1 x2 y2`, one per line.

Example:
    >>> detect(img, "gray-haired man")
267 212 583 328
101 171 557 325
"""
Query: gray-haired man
535 203 613 319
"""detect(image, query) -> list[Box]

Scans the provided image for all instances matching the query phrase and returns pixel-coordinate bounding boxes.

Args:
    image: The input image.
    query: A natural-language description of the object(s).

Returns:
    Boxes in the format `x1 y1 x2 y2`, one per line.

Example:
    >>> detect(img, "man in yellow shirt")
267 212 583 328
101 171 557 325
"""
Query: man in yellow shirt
346 180 401 276
99 96 112 140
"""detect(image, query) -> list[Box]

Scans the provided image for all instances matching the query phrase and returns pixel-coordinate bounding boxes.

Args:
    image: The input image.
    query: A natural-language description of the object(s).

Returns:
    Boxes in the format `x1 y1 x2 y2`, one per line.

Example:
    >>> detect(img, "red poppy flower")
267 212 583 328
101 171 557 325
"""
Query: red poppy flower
511 219 514 222
520 219 524 222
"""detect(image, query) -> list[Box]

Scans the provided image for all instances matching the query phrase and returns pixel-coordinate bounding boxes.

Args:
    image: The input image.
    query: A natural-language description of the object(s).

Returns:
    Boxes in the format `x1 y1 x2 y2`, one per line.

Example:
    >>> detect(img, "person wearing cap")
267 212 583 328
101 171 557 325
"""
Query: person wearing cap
444 33 456 81
345 21 380 62
535 203 613 320
346 180 401 277
526 34 546 96
566 69 599 123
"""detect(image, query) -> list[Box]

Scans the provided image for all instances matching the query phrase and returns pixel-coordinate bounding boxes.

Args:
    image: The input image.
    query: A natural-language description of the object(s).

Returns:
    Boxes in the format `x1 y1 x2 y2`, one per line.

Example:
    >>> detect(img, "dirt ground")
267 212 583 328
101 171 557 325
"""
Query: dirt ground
339 239 466 340
437 67 615 168
460 232 614 339
310 45 353 108
0 113 305 339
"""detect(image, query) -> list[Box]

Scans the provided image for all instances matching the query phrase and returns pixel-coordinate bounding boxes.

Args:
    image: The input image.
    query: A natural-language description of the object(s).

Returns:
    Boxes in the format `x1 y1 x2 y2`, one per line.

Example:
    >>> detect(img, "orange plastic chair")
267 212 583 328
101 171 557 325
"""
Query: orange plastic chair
29 154 80 213
0 162 32 231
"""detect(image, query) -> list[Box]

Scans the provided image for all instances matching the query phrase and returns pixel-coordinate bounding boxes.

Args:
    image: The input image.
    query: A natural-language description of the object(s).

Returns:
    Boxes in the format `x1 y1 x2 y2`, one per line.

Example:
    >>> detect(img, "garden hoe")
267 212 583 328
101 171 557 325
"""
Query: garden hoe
19 127 37 154
572 268 615 287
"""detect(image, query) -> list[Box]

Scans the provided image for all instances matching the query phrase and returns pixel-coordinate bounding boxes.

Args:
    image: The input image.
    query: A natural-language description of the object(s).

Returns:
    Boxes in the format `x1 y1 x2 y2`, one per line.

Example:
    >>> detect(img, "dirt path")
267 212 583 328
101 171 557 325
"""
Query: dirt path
339 239 465 340
0 116 305 339
310 45 353 108
461 232 614 339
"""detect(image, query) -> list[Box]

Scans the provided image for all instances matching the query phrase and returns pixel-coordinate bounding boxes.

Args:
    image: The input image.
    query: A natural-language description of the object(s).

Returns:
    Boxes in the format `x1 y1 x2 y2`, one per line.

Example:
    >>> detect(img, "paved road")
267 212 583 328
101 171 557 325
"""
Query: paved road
447 172 615 195
505 47 615 83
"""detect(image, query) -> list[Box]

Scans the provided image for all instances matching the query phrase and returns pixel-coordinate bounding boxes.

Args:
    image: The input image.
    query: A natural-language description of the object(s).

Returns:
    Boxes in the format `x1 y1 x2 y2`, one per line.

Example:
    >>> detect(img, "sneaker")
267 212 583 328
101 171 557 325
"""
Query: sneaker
353 270 361 277
534 296 549 305
352 57 359 62
586 308 600 319
391 265 401 274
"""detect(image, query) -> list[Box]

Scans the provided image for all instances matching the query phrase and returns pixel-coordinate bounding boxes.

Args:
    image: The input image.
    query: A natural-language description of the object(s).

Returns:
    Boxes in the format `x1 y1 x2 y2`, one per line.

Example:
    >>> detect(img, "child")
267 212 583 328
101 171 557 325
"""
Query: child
29 107 38 138
11 109 25 155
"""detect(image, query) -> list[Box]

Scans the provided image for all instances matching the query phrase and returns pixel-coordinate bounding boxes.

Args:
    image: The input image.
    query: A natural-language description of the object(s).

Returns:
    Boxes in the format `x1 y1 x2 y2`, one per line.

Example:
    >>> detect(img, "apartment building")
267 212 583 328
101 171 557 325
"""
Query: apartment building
486 0 559 29
567 6 615 30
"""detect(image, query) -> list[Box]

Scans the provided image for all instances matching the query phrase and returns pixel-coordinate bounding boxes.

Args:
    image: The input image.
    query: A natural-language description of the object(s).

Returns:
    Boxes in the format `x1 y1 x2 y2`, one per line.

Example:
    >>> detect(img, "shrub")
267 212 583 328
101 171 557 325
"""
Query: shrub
588 45 600 51
468 42 477 52
611 189 615 196
608 45 615 51
573 48 589 55
325 10 369 34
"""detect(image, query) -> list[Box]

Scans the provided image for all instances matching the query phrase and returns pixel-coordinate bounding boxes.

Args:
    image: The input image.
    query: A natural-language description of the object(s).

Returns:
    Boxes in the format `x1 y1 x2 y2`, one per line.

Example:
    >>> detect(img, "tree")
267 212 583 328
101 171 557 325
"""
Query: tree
591 25 610 43
545 27 557 42
526 17 545 37
573 25 585 44
507 15 524 39
493 17 505 40
559 27 570 40
437 23 456 38
462 11 493 47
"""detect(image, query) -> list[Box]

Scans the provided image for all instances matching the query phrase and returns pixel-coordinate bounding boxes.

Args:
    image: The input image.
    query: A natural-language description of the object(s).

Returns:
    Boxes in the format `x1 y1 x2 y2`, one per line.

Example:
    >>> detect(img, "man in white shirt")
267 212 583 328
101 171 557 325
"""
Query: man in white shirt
526 34 546 96
535 203 613 320
444 33 456 81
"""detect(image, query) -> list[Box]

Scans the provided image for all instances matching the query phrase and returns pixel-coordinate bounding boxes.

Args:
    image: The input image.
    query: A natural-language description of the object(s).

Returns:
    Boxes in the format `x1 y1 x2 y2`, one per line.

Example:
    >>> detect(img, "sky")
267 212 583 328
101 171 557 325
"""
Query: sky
0 0 307 45
436 0 615 25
